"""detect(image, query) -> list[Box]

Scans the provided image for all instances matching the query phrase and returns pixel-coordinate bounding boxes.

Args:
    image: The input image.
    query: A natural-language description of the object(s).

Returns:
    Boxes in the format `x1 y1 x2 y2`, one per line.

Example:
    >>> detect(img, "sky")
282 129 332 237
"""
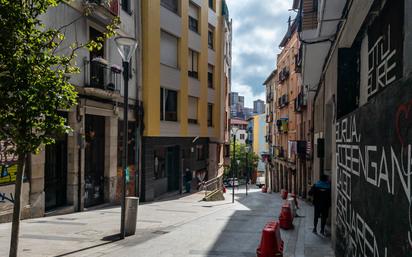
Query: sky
226 0 293 108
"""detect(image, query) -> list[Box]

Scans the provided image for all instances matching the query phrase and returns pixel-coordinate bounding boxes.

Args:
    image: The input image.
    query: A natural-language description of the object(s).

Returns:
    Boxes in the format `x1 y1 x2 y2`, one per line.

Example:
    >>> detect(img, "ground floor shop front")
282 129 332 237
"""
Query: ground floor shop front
140 137 225 201
0 97 140 222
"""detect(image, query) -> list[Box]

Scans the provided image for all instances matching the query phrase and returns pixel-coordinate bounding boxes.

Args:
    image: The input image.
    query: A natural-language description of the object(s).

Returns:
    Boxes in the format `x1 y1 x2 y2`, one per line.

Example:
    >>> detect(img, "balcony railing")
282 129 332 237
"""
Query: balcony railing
84 58 122 91
85 0 119 16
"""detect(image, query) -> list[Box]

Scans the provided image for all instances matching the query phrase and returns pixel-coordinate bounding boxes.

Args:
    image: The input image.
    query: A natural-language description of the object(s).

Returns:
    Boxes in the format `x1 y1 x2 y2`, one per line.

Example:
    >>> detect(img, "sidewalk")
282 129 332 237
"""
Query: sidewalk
280 198 335 257
0 189 335 257
0 191 225 257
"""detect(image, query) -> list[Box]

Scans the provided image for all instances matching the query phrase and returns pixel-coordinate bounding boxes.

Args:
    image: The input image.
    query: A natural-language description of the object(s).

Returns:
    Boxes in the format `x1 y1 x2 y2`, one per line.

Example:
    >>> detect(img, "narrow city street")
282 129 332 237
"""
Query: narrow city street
0 187 333 257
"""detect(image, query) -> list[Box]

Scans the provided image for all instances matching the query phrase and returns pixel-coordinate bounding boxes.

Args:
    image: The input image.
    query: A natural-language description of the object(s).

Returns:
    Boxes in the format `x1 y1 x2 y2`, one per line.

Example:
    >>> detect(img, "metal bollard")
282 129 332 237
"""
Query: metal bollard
125 197 139 236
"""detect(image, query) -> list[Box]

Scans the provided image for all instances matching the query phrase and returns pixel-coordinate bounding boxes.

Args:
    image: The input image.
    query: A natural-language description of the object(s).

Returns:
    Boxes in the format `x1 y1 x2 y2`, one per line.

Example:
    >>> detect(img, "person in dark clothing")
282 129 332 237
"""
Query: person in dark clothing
184 169 192 193
308 174 331 236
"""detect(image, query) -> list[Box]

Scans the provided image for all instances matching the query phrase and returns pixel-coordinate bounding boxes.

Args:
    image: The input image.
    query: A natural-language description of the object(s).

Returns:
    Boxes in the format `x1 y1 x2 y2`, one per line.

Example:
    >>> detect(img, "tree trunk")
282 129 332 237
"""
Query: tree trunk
9 153 27 257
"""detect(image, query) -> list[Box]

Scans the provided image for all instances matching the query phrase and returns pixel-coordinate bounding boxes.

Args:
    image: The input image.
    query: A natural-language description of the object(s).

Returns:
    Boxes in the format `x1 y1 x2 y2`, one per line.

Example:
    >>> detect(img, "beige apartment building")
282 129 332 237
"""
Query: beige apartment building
0 0 141 222
139 0 231 200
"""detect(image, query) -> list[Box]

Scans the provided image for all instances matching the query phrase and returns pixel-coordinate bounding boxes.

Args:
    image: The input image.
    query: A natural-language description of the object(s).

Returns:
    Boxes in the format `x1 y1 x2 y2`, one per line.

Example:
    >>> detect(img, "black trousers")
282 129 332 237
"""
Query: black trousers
314 205 329 232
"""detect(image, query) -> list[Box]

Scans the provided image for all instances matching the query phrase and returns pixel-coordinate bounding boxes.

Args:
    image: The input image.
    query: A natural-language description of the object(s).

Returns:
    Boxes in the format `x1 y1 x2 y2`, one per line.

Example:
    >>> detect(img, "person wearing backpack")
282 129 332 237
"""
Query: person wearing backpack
308 174 331 236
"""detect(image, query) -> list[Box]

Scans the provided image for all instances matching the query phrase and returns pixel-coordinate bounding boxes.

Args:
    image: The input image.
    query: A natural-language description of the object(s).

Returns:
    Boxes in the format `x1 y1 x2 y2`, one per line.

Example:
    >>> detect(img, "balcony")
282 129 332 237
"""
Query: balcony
278 67 289 83
266 92 274 103
276 118 288 133
294 91 307 113
278 94 289 108
83 0 119 23
266 113 273 123
84 58 122 95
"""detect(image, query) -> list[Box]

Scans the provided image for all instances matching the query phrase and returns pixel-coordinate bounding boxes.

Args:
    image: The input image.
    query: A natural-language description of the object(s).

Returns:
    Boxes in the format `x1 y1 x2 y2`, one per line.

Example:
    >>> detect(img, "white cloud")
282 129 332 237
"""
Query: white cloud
232 82 266 108
226 0 293 106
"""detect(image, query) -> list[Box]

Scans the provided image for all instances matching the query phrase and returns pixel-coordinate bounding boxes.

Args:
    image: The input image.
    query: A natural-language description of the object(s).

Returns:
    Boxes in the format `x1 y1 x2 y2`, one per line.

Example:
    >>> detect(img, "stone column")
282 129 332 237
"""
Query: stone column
104 116 118 203
29 151 45 218
67 110 83 211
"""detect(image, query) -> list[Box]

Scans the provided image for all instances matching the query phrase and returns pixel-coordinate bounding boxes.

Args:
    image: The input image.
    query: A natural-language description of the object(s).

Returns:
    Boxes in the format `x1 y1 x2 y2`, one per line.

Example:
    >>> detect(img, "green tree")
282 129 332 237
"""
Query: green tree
227 141 259 179
0 1 119 256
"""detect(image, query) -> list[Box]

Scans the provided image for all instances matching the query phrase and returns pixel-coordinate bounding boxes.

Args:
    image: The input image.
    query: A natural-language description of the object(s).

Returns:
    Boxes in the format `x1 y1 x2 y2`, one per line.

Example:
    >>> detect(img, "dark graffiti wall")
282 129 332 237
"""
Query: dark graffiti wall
335 79 412 257
335 2 409 256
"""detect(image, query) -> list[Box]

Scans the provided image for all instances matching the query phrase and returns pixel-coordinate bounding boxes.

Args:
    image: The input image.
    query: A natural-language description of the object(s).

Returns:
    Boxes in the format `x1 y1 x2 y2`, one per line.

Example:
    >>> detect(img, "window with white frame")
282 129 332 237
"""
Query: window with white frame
161 0 179 14
207 103 213 127
161 31 178 68
188 96 198 124
160 88 178 121
188 49 199 78
188 2 199 33
208 25 214 49
208 64 214 88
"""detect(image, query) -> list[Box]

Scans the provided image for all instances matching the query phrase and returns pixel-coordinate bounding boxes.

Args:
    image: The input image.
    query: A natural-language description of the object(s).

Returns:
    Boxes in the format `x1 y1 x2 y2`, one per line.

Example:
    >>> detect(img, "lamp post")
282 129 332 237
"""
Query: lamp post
231 127 239 203
245 145 250 196
115 36 138 239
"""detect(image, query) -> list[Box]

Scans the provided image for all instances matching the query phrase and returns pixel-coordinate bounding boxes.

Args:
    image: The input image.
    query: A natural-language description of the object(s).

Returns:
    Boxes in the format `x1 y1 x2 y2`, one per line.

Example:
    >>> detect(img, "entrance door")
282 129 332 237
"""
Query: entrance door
84 115 105 207
166 146 179 191
44 135 68 211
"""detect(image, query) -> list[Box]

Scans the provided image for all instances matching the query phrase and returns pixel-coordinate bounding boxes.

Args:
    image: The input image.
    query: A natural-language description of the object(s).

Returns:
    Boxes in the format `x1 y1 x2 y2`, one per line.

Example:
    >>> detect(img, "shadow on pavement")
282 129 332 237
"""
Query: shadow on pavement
55 234 122 257
203 189 282 257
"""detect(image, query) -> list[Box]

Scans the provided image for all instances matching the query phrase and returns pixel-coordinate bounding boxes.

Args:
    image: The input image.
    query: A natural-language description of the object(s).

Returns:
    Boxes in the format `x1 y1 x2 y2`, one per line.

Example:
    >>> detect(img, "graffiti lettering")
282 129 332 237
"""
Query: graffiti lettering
336 143 411 200
367 25 398 99
336 110 412 256
0 192 14 203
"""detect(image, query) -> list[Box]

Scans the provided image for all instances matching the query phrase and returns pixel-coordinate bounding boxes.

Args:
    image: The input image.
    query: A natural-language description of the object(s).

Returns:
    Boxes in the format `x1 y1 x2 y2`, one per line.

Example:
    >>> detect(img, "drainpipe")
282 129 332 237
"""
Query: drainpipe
135 0 143 198
316 0 326 38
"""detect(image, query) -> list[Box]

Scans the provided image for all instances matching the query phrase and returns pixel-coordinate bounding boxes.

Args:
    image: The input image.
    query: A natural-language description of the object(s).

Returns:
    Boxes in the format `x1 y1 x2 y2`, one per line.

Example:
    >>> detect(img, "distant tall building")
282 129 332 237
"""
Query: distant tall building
244 107 254 119
253 99 265 114
238 96 245 109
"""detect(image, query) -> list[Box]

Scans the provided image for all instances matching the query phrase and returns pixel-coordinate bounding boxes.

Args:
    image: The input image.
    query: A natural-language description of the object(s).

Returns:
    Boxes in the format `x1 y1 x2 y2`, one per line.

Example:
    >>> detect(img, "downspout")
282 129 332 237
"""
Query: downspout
316 0 326 37
134 0 143 198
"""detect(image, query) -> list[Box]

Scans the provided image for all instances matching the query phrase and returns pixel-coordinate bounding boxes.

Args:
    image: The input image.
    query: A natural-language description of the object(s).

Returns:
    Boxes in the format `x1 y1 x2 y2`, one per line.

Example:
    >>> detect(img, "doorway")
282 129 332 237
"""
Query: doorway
44 134 68 211
84 115 105 207
166 146 179 191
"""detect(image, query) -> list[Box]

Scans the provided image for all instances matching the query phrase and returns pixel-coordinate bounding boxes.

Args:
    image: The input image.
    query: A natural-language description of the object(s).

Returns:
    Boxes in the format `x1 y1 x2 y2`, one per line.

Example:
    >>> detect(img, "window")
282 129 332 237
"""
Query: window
240 134 245 140
207 103 213 127
208 0 214 10
188 49 199 78
161 31 178 68
196 145 206 160
154 148 166 179
160 88 178 121
208 64 214 88
188 96 198 124
117 121 137 167
313 0 318 12
161 0 179 14
121 0 131 14
188 3 199 33
208 25 214 49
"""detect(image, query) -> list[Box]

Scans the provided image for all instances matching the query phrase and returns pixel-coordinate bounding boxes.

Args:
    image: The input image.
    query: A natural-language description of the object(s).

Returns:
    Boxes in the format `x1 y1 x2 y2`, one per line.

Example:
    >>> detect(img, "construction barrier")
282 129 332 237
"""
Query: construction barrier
281 189 288 200
256 221 284 257
279 203 293 230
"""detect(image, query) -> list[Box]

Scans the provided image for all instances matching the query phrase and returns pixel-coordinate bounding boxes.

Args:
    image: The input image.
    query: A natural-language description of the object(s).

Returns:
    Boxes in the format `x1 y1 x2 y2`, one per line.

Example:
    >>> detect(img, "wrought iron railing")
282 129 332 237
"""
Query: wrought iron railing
84 58 122 91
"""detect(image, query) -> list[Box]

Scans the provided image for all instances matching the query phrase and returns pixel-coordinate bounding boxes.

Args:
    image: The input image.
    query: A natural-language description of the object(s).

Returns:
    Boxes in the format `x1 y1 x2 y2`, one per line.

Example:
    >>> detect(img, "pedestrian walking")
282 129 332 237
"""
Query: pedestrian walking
308 174 331 236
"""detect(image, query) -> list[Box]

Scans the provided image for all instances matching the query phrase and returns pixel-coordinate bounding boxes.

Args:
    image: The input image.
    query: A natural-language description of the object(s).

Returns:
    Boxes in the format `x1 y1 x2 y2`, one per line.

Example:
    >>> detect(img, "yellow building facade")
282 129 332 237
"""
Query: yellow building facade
140 0 231 201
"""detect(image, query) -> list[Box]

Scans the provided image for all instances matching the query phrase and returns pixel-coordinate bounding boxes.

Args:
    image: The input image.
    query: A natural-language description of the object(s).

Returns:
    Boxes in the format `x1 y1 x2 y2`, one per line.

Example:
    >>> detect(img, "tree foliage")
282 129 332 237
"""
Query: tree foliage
0 1 120 256
0 0 119 155
226 141 259 178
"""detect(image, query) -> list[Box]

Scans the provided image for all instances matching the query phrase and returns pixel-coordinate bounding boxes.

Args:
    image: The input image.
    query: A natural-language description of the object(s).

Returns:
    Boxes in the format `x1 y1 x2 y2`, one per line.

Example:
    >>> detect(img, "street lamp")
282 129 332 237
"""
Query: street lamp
231 127 239 203
115 36 138 239
245 145 250 196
